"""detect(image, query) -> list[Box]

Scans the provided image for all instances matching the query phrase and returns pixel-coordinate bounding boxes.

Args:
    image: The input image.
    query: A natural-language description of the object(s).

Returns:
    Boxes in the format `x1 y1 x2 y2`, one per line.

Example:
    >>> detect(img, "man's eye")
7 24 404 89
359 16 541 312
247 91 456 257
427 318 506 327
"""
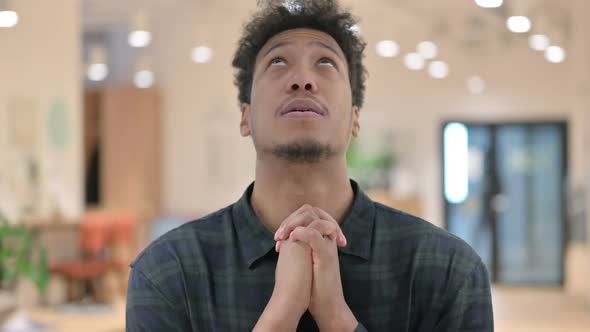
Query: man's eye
318 58 335 67
270 57 286 66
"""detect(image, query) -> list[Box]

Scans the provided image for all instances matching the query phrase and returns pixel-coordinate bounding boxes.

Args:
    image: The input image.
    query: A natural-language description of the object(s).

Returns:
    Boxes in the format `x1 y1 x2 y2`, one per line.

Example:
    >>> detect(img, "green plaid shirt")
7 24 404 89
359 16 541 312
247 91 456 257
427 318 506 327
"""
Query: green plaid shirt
127 181 493 331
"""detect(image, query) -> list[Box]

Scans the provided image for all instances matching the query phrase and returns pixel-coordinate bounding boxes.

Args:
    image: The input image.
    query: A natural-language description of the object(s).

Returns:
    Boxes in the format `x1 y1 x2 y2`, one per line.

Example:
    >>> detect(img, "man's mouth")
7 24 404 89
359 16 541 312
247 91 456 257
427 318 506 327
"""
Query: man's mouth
285 108 321 115
280 99 327 117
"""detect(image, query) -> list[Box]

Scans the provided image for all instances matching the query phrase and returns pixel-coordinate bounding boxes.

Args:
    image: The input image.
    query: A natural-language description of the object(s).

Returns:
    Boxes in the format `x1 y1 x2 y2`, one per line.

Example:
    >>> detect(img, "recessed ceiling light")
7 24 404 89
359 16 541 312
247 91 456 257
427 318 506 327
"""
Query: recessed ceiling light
474 0 503 8
507 16 531 33
87 63 108 81
191 46 213 64
529 34 550 51
428 61 449 79
375 40 400 58
404 53 425 70
466 76 486 94
417 41 438 59
545 46 566 63
134 70 155 88
0 10 18 28
128 30 152 48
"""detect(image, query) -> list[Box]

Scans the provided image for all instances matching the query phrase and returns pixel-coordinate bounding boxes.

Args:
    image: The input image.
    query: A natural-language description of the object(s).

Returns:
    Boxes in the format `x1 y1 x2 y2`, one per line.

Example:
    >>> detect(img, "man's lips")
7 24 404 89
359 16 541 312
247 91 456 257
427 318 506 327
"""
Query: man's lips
282 110 323 118
279 99 327 117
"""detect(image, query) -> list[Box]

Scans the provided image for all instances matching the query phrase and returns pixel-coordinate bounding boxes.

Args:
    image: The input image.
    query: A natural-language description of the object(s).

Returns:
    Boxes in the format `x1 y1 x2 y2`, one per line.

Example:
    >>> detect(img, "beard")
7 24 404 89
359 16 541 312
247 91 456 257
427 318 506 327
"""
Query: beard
269 139 337 164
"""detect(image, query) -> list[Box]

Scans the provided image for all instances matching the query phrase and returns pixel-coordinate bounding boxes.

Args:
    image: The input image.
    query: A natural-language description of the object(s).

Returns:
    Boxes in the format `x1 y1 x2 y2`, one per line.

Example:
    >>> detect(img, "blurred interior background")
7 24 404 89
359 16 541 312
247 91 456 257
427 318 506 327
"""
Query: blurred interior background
0 0 589 331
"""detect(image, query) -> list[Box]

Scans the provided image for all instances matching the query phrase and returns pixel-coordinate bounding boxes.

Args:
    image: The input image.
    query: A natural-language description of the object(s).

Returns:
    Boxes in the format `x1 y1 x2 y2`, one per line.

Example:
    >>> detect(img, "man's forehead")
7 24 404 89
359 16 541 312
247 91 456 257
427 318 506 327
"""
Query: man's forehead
257 28 344 58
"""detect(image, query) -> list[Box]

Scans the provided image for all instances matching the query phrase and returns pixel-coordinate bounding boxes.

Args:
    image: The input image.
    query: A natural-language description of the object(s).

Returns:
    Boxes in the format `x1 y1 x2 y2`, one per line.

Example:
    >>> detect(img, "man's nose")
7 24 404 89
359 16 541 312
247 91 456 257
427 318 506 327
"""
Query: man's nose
290 82 315 92
287 72 318 94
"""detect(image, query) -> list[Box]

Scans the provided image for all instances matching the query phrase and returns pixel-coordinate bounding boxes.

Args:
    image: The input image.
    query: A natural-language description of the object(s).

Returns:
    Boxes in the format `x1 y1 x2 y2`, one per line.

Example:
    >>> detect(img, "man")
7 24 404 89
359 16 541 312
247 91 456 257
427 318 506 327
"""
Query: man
126 0 494 331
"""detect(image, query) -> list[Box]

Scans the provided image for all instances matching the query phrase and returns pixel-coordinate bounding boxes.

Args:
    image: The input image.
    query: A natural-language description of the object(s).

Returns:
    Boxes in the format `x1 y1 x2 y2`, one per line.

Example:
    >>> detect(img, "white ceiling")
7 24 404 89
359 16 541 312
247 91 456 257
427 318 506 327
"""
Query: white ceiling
81 0 577 86
82 0 570 37
81 0 491 30
82 0 187 31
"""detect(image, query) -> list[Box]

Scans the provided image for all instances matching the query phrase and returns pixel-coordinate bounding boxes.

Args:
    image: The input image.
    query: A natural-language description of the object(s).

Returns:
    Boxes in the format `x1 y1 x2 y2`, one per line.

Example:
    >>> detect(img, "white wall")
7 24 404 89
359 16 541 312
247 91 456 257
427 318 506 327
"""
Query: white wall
0 0 81 308
0 0 82 222
587 108 590 305
154 1 258 215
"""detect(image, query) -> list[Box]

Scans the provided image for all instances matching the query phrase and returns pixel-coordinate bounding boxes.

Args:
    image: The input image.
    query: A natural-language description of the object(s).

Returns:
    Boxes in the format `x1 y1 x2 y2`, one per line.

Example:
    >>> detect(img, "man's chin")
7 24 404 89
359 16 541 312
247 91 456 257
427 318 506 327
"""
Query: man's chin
270 140 336 164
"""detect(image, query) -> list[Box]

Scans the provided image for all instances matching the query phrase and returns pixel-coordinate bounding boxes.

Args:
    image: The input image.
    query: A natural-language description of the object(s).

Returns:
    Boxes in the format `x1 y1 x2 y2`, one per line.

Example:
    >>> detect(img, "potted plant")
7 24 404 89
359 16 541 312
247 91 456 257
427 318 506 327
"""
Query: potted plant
0 215 49 323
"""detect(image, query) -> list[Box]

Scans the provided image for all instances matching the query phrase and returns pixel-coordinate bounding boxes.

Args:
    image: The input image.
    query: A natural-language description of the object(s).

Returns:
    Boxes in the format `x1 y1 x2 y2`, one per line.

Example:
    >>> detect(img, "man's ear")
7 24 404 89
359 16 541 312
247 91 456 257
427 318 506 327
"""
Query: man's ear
351 105 360 137
240 103 251 137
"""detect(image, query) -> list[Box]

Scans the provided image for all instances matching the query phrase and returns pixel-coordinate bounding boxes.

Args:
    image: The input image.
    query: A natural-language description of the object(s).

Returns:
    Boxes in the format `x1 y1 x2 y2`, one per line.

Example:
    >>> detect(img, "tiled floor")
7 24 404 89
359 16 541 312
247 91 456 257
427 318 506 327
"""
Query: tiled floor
12 287 590 331
493 286 590 332
25 300 125 332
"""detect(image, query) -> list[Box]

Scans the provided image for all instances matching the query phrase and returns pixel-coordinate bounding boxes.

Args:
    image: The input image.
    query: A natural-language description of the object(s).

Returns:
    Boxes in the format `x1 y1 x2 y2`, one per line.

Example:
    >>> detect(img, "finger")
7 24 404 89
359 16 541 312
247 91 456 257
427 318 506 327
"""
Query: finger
278 218 341 252
289 227 327 254
307 219 339 243
274 204 313 240
275 240 290 253
274 205 319 240
313 207 347 247
276 238 297 253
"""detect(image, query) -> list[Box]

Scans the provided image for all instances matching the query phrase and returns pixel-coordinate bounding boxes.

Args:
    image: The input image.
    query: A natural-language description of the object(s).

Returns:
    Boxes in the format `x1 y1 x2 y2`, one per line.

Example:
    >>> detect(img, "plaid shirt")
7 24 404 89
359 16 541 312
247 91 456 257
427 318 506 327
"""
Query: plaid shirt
127 181 493 331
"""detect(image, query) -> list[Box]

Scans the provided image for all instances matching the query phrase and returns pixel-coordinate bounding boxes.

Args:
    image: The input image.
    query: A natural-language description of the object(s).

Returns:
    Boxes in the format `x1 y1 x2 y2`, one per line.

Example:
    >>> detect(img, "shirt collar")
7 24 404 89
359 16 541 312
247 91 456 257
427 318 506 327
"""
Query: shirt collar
232 180 375 268
337 180 375 261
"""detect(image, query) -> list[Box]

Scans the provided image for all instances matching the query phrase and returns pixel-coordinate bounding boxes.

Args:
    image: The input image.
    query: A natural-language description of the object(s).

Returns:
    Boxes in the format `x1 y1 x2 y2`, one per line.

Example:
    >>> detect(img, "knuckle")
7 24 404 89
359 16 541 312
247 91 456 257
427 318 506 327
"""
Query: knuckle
303 210 317 221
280 220 292 230
308 220 324 230
293 226 307 234
317 218 336 230
301 204 313 212
308 219 320 227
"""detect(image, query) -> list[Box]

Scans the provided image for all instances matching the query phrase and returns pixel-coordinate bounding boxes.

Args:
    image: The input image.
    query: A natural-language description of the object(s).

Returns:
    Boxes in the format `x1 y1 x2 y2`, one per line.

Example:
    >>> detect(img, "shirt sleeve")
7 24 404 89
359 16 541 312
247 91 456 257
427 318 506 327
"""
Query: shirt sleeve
434 259 494 331
126 267 192 332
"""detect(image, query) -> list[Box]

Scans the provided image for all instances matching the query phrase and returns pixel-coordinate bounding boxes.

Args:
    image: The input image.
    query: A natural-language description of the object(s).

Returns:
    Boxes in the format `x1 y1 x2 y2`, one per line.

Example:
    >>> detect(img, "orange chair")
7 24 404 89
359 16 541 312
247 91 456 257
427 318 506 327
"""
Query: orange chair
49 212 112 302
110 213 136 247
108 213 137 294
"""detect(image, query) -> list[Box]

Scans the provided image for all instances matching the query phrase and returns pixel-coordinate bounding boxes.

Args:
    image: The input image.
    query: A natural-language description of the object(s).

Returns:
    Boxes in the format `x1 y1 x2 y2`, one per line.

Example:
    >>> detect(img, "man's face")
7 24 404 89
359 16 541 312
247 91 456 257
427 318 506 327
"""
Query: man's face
240 28 360 163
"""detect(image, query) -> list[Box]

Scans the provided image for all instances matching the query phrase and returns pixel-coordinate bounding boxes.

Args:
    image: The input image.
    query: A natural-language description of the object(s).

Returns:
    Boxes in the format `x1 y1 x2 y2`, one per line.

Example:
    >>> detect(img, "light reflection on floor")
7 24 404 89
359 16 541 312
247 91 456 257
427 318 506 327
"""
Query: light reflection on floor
493 286 590 332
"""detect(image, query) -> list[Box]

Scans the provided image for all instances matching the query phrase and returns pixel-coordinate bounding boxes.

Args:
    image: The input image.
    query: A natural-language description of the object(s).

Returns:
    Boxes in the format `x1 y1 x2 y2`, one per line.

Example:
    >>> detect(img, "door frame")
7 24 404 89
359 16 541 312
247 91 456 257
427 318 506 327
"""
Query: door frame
440 120 569 285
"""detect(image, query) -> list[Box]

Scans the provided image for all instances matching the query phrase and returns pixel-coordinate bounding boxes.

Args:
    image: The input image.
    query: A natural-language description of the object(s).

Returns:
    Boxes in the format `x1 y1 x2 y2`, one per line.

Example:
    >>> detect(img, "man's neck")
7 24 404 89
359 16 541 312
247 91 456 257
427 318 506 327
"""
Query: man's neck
251 156 354 233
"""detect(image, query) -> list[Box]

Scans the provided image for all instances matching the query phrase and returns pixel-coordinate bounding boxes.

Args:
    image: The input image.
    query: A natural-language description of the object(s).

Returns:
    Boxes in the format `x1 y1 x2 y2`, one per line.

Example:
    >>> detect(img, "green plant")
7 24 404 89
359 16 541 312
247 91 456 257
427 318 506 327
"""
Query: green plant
346 137 396 171
0 216 49 295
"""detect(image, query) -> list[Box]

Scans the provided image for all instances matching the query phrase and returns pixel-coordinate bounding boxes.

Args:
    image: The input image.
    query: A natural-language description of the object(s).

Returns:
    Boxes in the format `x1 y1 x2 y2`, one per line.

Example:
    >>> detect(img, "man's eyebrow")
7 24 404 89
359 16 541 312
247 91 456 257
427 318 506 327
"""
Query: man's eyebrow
261 40 345 61
262 41 291 58
309 41 344 61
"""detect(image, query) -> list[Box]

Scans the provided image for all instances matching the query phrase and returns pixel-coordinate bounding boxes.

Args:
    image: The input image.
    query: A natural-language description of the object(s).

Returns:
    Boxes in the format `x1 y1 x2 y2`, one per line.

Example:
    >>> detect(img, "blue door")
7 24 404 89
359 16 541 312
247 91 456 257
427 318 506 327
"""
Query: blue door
443 122 566 285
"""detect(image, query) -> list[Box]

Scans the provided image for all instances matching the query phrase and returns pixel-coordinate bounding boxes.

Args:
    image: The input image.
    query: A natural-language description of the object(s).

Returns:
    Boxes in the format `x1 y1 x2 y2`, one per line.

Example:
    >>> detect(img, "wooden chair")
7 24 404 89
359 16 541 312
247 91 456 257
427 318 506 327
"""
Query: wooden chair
49 212 112 302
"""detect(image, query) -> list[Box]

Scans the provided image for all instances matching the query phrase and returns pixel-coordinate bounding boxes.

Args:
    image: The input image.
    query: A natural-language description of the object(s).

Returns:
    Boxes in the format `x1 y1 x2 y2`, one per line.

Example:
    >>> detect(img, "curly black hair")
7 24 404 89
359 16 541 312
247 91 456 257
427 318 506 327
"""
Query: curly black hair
232 0 367 108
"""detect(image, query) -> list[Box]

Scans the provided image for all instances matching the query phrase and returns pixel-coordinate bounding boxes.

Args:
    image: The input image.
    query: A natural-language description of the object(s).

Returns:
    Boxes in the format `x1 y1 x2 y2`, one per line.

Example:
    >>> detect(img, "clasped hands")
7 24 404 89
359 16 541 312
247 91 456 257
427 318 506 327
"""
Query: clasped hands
269 204 357 332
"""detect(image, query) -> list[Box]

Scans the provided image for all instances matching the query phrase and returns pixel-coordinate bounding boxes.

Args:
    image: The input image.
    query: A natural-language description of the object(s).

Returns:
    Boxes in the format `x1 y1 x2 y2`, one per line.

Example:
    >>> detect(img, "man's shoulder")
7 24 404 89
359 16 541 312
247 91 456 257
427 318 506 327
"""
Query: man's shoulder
373 201 482 268
130 204 235 273
373 202 488 297
372 201 450 238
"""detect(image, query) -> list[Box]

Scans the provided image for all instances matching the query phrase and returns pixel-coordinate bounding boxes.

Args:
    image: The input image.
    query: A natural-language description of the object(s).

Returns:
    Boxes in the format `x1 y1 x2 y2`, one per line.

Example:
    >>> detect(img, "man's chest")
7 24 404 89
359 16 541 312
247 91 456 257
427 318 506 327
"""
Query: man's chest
183 258 414 331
